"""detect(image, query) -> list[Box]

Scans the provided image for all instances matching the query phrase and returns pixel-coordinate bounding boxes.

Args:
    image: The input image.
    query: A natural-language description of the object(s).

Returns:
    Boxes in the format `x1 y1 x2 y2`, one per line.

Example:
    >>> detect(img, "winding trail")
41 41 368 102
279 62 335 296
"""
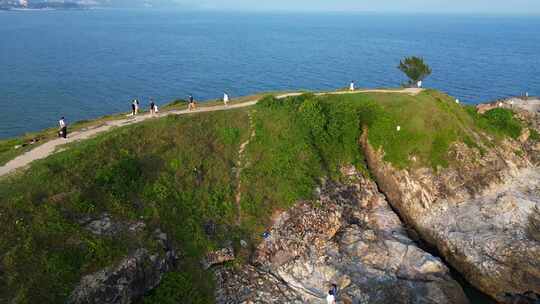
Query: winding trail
0 88 421 178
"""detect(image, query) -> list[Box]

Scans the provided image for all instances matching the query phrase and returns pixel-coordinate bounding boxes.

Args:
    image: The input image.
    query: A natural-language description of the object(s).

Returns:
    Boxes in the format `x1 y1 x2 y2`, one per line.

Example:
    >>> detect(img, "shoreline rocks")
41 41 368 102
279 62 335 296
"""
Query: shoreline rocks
215 168 468 304
360 125 540 303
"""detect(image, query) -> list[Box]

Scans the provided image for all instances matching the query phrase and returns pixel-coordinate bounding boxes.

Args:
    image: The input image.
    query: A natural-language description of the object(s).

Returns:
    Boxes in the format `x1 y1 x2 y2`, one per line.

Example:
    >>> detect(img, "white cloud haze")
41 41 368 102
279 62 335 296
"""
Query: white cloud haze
173 0 540 14
12 0 540 14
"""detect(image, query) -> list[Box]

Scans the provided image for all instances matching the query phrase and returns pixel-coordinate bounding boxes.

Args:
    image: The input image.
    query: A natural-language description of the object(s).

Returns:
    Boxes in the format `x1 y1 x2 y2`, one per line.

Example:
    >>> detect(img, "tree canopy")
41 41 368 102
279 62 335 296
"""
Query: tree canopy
398 56 432 86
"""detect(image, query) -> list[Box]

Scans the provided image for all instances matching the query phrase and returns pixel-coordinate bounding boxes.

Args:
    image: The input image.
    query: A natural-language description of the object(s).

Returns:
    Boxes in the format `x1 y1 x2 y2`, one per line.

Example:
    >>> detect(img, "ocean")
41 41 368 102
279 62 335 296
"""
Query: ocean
0 9 539 138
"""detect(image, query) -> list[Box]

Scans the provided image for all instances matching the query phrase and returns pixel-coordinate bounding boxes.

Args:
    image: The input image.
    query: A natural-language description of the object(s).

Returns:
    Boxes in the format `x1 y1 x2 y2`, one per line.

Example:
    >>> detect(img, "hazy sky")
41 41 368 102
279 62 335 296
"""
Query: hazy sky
172 0 540 15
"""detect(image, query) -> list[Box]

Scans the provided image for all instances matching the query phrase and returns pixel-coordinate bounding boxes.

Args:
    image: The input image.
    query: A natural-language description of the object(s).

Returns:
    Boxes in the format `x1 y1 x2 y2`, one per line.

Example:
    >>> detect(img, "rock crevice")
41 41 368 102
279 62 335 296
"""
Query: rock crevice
215 167 469 304
360 126 540 304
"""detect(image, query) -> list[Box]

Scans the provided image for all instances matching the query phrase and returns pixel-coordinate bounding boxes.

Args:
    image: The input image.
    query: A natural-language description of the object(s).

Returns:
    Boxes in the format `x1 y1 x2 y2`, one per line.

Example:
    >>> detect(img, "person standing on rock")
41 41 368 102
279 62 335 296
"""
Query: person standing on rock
223 92 229 106
326 284 337 304
58 117 67 139
326 290 336 304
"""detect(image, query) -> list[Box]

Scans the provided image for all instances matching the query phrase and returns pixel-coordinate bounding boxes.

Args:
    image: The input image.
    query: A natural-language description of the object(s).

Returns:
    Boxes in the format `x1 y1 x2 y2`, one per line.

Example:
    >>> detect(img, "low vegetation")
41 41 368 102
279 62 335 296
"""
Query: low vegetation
530 129 540 142
0 90 525 303
465 107 523 140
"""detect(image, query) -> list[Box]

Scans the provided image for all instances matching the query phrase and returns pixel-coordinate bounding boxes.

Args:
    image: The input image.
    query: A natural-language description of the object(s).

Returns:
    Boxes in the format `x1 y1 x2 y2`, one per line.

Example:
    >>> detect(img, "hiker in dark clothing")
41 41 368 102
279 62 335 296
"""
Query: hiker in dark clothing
135 99 140 114
131 100 136 116
188 94 196 111
150 99 156 116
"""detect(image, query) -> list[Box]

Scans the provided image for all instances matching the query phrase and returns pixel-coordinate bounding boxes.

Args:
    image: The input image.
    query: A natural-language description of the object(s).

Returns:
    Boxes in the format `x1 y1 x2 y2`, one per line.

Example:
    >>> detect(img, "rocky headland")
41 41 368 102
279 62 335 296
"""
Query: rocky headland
1 90 539 304
214 96 540 304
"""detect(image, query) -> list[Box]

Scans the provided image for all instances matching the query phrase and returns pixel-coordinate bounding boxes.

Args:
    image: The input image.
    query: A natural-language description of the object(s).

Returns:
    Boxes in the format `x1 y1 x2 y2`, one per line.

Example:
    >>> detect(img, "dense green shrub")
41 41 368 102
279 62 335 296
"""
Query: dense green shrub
466 106 523 140
483 108 523 139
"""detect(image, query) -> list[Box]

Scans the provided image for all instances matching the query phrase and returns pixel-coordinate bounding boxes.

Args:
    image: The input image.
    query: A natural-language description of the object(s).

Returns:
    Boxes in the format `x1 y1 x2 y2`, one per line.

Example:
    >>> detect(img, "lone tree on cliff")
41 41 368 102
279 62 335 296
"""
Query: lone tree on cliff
398 56 432 87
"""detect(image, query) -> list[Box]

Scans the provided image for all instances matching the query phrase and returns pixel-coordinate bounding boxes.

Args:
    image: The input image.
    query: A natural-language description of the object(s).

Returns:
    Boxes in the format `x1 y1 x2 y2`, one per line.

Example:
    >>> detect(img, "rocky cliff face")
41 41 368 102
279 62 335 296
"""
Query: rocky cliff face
215 167 468 304
361 121 540 302
68 217 178 304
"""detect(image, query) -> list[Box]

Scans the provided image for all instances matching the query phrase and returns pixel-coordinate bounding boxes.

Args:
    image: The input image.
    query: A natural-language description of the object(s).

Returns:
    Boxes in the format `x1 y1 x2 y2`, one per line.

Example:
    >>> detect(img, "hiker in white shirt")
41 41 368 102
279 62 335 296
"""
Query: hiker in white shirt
223 92 229 106
349 81 355 91
326 284 338 304
417 80 423 88
134 99 140 115
326 292 336 304
58 117 67 139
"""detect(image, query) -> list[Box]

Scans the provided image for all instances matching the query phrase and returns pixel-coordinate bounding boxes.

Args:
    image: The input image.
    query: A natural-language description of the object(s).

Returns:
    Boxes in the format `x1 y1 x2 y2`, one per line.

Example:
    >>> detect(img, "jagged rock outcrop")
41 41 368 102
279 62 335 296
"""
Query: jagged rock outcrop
361 122 540 302
68 229 178 304
215 167 468 304
79 213 146 237
215 265 304 303
202 247 235 270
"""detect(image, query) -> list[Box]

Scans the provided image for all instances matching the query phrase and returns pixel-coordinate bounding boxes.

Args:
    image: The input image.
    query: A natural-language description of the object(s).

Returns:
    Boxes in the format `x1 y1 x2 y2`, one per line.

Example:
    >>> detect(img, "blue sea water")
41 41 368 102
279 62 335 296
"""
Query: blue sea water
0 9 539 138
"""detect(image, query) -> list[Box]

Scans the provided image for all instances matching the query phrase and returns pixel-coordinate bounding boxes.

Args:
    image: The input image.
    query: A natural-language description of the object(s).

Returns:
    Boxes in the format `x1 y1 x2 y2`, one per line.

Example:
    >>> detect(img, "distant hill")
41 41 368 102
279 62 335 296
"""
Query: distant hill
0 0 183 9
0 0 84 10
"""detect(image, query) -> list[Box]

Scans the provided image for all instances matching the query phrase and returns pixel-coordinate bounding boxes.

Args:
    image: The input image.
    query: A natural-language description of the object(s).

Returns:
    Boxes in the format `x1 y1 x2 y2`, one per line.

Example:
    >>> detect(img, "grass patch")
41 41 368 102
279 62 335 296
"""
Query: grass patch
240 94 366 233
143 267 214 304
0 109 250 302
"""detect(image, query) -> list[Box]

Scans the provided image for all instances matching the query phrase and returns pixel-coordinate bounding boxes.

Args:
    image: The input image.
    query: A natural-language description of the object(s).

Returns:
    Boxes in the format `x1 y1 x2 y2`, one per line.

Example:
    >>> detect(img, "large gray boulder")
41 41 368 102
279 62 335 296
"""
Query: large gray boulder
68 229 177 304
361 128 540 303
202 247 235 270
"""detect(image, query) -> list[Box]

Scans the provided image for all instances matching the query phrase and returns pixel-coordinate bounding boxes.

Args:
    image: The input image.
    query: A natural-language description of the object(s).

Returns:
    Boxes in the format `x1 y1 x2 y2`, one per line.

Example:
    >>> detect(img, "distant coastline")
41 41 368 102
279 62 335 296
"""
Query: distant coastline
2 8 55 11
0 3 85 11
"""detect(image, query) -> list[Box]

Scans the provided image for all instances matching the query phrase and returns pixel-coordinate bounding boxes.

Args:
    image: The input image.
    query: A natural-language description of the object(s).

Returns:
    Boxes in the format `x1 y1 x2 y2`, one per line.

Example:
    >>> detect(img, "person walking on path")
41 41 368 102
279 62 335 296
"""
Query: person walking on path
130 99 140 116
58 117 68 139
131 101 135 116
349 81 355 91
223 92 230 106
150 99 156 116
134 99 140 115
188 94 196 111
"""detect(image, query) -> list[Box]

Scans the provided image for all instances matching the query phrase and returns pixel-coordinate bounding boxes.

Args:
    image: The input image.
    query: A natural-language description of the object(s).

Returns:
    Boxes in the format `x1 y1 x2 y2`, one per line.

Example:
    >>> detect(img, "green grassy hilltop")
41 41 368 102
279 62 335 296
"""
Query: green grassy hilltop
0 90 525 303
